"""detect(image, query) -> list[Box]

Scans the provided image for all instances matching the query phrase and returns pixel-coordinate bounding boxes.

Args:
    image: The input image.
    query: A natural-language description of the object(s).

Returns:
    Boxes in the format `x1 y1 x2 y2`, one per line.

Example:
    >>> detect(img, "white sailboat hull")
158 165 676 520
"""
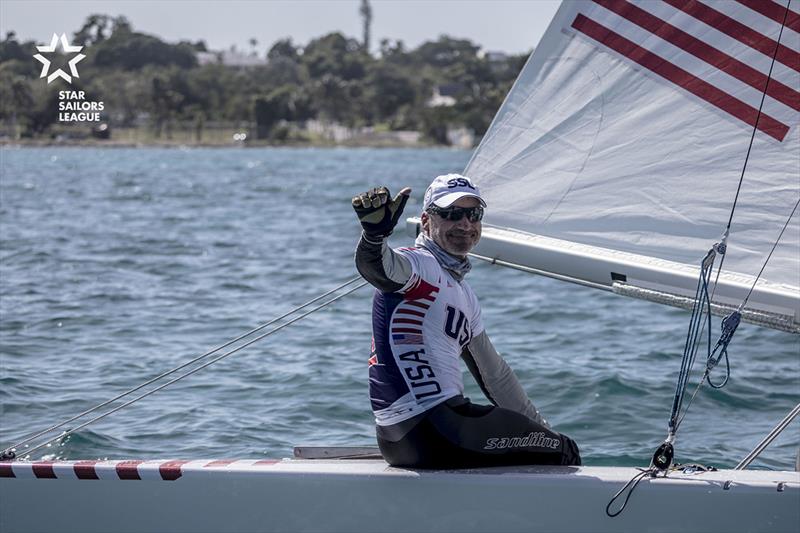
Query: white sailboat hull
1 458 798 532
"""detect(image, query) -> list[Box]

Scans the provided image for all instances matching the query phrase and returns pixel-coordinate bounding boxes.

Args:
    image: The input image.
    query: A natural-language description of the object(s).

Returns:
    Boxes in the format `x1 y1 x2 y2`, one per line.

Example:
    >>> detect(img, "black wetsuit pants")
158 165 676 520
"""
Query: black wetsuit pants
376 396 581 469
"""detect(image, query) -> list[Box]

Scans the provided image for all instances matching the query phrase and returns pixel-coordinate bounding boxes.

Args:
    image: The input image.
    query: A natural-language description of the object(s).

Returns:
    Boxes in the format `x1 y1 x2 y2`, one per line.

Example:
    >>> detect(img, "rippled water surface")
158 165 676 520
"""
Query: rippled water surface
1 146 797 469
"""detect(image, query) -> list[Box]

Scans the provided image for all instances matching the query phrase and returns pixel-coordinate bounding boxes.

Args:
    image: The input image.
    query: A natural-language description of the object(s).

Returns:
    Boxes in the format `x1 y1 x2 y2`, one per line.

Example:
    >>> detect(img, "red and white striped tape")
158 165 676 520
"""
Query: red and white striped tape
0 459 280 480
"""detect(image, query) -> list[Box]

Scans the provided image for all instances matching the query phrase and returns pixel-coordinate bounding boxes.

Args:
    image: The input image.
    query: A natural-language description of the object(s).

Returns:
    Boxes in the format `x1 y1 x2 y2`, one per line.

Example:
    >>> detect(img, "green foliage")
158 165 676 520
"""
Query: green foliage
302 32 368 80
254 84 313 138
410 36 479 68
268 39 299 62
364 63 415 121
93 31 197 70
0 71 34 119
1 14 531 144
73 15 112 46
1 32 36 64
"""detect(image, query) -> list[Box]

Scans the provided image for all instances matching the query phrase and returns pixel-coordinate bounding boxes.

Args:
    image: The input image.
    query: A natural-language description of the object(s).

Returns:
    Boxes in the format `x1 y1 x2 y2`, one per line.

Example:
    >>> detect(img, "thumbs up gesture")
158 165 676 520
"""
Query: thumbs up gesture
352 186 412 238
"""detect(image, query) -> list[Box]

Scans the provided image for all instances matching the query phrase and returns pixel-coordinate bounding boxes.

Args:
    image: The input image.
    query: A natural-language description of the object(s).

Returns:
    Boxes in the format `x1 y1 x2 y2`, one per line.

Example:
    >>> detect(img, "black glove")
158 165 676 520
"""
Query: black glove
352 186 411 238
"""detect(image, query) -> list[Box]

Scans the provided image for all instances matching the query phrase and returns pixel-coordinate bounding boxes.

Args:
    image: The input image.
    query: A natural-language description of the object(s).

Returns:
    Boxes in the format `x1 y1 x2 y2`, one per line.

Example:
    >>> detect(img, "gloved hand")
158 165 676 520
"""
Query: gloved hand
352 186 411 238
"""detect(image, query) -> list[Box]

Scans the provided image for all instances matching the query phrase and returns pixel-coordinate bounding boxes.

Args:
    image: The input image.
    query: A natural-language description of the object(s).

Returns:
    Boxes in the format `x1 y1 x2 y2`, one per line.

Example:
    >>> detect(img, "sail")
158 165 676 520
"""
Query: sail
464 0 800 331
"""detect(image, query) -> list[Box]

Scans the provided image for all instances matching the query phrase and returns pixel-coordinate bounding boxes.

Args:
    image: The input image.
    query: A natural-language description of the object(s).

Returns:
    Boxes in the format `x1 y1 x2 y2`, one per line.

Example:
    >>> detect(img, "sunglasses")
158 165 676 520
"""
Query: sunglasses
427 205 484 222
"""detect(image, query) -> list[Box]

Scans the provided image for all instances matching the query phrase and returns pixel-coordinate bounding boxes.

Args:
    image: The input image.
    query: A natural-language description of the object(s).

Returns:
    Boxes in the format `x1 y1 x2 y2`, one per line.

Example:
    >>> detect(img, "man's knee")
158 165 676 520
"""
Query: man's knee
560 435 582 466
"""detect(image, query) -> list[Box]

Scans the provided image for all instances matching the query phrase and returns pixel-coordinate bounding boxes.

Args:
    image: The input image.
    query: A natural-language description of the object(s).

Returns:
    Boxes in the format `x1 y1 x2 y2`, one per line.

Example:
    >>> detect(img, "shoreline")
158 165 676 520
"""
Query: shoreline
0 138 458 149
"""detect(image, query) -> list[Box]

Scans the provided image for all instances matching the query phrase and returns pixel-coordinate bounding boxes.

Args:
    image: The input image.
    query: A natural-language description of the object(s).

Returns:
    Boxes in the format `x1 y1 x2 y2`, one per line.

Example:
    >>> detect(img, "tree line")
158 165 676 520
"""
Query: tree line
0 14 530 144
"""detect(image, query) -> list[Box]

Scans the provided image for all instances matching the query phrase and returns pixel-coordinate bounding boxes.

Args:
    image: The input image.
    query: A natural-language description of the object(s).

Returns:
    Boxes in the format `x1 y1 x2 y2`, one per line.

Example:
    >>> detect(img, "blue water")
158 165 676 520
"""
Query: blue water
1 147 797 469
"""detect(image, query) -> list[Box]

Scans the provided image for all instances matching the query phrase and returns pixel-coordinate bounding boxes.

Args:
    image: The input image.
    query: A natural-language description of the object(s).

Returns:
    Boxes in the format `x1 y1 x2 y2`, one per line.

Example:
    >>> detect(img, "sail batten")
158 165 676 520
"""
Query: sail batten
462 0 799 330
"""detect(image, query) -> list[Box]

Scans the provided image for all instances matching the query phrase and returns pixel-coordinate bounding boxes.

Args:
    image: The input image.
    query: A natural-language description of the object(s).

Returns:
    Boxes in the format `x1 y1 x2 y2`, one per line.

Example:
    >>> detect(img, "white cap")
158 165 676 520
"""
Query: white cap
422 174 486 211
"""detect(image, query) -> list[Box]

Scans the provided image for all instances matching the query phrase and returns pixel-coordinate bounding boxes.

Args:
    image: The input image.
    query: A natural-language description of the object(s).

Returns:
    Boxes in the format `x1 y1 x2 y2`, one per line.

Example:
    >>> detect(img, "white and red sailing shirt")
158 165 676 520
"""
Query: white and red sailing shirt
368 246 484 426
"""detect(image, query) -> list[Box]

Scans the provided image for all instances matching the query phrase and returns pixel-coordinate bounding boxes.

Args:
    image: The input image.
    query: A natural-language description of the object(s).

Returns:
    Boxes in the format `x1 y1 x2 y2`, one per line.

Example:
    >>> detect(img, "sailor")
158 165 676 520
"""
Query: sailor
352 174 581 468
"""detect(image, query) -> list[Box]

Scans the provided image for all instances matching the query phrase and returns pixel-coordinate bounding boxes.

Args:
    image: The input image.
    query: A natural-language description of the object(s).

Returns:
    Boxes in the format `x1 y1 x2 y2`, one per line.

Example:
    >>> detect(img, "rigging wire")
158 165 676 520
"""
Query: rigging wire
668 250 715 436
1 277 367 460
665 0 793 449
740 197 800 309
608 0 794 517
708 0 793 305
692 0 795 379
3 275 362 455
675 197 799 430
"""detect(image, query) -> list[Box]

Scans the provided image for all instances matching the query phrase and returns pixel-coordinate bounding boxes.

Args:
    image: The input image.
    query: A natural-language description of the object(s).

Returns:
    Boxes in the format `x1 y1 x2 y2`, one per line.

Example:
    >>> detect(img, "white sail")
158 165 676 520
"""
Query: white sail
464 0 800 331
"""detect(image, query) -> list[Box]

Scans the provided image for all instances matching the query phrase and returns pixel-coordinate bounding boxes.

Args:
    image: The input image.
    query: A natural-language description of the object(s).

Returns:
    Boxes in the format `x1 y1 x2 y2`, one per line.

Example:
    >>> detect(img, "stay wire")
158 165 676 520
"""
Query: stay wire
4 275 362 454
13 280 369 460
610 2 793 519
2 276 365 460
740 196 800 309
679 198 800 412
671 0 792 436
708 0 791 308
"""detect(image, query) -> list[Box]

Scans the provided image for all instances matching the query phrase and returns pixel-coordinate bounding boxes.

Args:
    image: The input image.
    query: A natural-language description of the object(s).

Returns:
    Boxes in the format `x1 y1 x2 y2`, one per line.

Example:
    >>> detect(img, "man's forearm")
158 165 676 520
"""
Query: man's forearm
355 233 412 292
463 332 549 428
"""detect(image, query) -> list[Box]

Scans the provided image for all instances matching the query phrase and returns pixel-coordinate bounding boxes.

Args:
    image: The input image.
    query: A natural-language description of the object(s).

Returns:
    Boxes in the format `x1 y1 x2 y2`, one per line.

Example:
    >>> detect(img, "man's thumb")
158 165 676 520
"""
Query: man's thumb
389 188 411 217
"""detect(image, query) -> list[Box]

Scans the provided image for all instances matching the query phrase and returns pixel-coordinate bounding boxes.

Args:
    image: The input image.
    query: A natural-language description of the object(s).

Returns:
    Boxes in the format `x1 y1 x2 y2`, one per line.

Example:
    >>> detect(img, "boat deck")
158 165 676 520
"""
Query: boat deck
1 456 798 532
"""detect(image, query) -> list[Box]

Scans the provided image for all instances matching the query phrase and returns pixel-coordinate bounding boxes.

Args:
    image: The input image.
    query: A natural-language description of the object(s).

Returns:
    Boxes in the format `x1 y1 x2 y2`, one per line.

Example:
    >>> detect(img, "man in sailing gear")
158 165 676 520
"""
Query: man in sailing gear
353 174 581 468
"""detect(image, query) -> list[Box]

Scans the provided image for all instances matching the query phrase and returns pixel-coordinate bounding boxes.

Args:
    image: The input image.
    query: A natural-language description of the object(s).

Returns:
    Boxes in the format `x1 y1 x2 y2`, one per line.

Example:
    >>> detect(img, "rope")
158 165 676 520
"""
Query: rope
668 0 794 444
695 0 793 375
674 310 740 429
609 3 793 516
709 0 792 305
605 468 656 517
674 196 799 429
740 197 800 309
1 277 368 460
607 249 717 517
606 460 720 518
669 248 716 436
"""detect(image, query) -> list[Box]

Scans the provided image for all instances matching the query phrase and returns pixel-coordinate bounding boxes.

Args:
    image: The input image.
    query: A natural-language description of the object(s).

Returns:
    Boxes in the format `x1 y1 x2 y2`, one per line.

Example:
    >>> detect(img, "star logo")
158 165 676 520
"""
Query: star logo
33 33 86 84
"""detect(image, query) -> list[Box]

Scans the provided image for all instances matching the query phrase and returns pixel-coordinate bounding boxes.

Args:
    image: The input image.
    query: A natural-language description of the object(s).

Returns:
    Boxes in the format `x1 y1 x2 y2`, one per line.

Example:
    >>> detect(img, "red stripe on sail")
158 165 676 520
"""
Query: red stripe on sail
735 0 800 34
159 460 190 481
594 0 800 111
74 460 99 480
0 463 15 478
116 460 143 480
572 14 790 141
32 462 56 479
406 301 430 310
663 0 800 72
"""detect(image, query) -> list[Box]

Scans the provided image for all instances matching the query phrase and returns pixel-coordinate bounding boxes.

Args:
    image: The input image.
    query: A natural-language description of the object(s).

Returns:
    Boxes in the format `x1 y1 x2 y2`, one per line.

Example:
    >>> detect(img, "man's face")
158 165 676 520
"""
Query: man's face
421 196 482 258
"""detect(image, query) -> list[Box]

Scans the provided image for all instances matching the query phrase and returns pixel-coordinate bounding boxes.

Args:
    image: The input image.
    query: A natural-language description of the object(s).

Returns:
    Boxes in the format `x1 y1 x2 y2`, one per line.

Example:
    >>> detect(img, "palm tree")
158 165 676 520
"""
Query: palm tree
359 0 372 53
